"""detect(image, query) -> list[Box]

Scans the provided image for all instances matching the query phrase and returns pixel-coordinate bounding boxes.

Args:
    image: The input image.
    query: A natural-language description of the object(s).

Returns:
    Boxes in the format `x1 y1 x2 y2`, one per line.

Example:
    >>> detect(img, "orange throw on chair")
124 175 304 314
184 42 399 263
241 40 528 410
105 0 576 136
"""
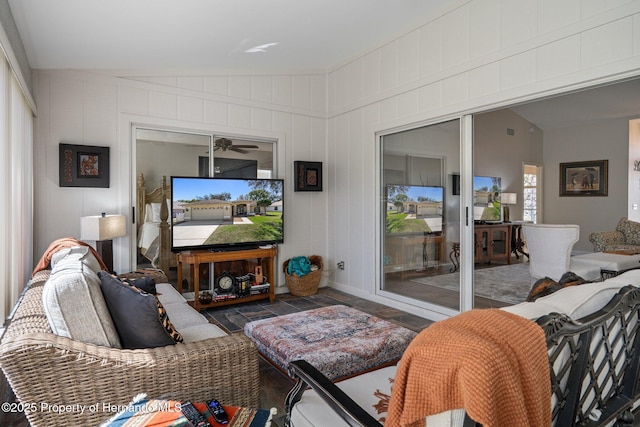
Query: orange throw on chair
386 309 551 427
32 237 109 276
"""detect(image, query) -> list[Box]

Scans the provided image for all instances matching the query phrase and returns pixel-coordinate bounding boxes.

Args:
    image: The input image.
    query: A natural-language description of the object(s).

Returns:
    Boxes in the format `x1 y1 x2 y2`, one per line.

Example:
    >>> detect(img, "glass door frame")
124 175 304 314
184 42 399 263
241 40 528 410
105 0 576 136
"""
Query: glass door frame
375 115 474 319
130 123 279 271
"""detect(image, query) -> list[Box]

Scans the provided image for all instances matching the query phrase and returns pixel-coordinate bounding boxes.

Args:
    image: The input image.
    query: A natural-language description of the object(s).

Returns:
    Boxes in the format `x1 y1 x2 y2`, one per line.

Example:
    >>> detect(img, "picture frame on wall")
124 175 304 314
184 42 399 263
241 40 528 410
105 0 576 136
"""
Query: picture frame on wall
59 143 110 188
294 161 323 192
559 159 608 197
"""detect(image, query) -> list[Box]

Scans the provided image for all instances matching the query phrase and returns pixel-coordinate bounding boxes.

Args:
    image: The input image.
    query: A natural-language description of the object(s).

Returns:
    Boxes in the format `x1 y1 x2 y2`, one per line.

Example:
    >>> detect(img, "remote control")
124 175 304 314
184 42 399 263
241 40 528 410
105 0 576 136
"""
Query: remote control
206 399 229 425
180 401 210 427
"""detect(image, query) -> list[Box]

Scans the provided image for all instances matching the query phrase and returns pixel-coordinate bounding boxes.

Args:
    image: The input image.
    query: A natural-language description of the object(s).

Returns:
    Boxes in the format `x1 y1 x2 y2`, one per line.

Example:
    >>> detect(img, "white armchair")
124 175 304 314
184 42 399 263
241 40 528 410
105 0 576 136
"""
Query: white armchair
522 224 601 282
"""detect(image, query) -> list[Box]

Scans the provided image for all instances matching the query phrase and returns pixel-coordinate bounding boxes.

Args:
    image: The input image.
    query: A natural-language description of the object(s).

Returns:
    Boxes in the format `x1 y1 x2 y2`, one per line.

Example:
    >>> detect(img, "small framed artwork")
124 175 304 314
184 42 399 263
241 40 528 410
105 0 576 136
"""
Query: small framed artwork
294 161 323 192
559 159 608 197
59 143 110 188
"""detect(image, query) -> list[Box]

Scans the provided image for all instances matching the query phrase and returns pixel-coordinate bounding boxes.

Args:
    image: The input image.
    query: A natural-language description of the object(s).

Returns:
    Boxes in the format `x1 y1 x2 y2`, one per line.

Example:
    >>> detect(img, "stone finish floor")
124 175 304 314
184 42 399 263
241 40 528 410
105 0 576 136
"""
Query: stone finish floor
5 285 640 426
0 287 432 427
201 287 433 426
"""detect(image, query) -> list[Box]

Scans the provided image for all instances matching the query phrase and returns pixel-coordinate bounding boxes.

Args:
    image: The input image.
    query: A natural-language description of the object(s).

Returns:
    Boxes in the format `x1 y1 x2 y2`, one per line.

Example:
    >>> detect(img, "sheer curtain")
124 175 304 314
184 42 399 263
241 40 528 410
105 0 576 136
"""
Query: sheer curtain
0 50 34 324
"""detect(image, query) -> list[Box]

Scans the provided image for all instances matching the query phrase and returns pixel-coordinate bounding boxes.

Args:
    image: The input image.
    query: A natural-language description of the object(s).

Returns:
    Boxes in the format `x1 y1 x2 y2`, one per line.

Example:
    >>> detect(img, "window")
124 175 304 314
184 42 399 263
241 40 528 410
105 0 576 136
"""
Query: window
523 164 538 223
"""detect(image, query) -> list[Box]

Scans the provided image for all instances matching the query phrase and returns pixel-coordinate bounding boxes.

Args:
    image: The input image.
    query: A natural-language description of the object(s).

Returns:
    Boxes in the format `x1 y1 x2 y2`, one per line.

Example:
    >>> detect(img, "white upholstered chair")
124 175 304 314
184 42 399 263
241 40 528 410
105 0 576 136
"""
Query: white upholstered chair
522 224 601 282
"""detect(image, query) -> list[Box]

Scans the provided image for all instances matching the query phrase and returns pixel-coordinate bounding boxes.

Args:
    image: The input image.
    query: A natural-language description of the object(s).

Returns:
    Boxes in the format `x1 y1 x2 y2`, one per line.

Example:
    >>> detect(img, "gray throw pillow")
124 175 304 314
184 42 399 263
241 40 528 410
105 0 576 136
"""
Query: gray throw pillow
99 272 182 349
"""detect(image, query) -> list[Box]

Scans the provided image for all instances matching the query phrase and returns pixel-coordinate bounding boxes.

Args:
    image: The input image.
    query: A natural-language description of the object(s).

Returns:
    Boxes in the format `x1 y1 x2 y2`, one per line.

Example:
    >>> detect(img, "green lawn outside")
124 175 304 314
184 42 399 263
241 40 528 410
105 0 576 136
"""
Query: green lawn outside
386 211 432 234
204 212 283 244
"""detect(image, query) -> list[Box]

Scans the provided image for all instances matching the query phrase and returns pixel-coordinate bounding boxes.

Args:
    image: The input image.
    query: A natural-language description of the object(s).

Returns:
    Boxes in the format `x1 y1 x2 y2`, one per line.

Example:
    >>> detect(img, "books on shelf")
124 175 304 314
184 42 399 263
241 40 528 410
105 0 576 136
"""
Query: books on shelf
251 283 270 295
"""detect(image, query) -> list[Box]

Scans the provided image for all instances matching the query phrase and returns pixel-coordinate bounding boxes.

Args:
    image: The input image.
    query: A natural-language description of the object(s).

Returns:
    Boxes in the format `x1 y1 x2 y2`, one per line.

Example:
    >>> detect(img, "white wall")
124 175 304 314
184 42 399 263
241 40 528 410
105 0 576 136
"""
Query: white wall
474 108 544 222
32 70 328 287
30 0 640 318
543 118 631 251
631 118 640 223
325 0 640 317
137 141 208 189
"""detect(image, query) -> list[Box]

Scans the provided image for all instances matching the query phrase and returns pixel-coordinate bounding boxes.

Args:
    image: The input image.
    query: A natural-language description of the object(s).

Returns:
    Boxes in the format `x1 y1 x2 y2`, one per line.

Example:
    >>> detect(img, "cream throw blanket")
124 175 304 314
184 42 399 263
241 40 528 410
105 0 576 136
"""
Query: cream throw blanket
386 309 551 427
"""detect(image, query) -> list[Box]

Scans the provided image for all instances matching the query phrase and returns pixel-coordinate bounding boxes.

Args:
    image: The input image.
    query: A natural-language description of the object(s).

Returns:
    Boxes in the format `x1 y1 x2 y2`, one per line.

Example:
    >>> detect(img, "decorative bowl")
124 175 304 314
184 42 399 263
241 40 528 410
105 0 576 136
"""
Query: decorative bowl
198 291 213 304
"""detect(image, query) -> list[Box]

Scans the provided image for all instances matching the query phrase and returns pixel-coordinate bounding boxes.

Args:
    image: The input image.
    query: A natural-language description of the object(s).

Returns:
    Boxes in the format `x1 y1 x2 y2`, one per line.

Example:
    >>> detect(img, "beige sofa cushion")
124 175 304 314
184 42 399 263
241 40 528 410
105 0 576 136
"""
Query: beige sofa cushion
179 324 227 342
155 284 228 341
42 248 121 348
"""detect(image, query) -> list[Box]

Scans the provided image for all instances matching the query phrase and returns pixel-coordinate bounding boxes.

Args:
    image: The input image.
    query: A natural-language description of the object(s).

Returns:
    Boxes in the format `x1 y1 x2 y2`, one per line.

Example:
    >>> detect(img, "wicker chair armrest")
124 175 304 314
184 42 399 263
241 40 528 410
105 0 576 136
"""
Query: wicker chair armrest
588 230 624 252
0 333 259 427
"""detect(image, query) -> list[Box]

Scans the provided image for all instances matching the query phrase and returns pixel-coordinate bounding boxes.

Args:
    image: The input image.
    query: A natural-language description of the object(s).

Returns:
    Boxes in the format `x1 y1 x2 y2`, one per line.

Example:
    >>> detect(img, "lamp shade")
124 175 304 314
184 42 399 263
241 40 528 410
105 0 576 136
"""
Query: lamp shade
81 214 126 241
501 193 517 205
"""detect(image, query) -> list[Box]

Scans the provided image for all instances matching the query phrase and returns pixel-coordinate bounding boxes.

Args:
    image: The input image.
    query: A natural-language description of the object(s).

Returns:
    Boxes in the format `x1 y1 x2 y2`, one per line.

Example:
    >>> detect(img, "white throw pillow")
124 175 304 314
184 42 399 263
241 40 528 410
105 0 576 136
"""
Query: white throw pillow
150 203 161 223
42 250 121 348
148 199 171 223
145 203 154 223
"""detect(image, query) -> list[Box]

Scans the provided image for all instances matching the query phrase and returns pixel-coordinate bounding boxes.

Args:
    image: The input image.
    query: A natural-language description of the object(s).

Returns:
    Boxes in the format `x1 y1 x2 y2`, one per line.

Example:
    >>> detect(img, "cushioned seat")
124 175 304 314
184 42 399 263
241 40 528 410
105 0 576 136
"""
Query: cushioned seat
288 271 640 427
589 217 640 252
523 224 601 282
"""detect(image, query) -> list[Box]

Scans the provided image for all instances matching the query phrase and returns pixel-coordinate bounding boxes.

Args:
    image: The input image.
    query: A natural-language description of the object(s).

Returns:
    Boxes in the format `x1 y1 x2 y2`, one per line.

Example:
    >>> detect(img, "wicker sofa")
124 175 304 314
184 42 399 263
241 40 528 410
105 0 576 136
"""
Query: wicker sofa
589 217 640 252
0 245 260 427
286 270 640 427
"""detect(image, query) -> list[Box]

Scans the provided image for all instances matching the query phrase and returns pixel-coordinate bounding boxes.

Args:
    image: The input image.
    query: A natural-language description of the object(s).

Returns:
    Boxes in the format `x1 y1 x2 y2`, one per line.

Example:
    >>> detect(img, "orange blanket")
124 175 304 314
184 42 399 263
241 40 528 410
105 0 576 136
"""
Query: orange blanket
386 309 550 427
32 237 108 276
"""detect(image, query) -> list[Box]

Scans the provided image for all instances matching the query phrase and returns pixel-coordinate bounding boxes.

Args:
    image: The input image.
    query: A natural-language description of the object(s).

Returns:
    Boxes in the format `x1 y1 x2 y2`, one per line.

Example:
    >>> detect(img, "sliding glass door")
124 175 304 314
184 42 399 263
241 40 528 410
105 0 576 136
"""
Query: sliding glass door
380 119 464 313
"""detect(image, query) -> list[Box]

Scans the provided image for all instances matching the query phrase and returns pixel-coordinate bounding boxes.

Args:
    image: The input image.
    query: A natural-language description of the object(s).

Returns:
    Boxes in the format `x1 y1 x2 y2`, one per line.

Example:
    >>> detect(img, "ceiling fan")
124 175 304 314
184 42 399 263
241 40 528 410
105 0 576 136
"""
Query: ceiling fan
213 138 259 154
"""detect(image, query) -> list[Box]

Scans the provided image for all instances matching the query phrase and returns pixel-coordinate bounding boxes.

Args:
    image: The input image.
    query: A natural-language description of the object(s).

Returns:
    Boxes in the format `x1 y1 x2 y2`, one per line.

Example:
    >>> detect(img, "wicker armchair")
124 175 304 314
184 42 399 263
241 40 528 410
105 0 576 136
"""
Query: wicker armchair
0 271 260 427
589 217 640 252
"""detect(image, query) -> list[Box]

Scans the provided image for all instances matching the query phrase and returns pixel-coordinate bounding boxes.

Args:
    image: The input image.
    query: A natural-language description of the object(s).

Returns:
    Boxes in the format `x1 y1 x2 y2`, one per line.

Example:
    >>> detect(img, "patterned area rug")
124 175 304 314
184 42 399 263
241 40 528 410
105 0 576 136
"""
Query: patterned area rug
244 305 417 381
411 263 533 305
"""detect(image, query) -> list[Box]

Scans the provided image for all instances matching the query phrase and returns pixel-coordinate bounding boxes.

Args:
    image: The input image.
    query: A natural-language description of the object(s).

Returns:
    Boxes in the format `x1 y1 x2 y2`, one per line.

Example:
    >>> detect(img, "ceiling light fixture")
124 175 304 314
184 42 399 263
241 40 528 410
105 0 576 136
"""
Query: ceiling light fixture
245 42 278 53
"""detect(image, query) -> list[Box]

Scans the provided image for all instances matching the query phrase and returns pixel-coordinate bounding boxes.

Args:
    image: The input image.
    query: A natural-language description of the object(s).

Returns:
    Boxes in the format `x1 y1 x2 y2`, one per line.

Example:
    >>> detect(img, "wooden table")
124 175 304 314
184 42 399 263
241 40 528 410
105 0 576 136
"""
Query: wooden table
177 247 277 311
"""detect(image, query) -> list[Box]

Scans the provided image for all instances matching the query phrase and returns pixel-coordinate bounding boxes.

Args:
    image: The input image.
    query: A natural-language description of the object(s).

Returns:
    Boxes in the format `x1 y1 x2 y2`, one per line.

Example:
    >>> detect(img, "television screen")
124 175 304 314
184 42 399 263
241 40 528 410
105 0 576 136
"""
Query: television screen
171 176 284 251
473 176 502 222
385 185 444 234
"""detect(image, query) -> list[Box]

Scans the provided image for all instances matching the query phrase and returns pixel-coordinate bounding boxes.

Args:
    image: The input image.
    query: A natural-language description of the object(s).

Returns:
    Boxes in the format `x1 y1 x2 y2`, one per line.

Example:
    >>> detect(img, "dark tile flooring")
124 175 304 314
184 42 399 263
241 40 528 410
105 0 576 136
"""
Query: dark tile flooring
5 282 640 426
0 287 431 427
200 287 433 426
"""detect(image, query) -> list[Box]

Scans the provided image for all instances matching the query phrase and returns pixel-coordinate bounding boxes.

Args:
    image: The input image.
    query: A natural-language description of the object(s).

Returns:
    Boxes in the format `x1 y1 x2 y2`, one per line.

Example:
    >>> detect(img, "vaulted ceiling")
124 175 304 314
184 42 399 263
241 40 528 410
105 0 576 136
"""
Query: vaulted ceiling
7 0 457 71
7 0 640 129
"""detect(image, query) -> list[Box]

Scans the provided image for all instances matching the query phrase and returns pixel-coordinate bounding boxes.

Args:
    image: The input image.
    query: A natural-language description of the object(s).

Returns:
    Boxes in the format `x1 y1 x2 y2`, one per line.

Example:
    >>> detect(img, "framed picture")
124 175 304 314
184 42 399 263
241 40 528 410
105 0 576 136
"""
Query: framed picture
294 161 323 192
559 159 608 197
59 143 110 188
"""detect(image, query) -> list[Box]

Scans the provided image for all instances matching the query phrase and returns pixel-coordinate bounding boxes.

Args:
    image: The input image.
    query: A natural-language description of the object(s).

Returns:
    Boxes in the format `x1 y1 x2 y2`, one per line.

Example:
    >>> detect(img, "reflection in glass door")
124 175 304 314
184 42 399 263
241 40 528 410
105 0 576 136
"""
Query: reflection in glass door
380 120 462 312
134 128 275 272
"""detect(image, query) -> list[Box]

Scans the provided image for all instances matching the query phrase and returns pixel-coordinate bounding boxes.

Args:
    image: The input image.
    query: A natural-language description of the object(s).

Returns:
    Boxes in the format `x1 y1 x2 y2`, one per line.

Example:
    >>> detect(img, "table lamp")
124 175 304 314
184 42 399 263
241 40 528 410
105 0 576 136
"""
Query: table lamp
81 213 126 273
501 193 517 222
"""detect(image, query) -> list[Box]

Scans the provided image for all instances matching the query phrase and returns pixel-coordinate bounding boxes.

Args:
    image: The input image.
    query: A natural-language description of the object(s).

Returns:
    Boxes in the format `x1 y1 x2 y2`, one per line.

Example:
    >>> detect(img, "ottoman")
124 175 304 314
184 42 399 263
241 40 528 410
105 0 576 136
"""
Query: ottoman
243 305 417 381
572 252 640 279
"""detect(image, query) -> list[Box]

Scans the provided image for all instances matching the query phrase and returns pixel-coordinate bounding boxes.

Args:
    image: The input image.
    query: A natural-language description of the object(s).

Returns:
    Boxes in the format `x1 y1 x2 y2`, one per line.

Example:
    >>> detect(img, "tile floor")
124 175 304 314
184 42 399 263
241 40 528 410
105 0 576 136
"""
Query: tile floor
0 287 431 427
200 287 433 426
5 284 640 426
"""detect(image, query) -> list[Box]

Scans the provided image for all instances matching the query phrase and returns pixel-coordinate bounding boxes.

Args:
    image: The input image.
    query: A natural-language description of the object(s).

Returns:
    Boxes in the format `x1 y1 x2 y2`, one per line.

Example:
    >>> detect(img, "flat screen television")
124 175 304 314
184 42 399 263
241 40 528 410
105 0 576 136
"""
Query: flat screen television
473 176 502 222
170 176 284 251
385 185 444 235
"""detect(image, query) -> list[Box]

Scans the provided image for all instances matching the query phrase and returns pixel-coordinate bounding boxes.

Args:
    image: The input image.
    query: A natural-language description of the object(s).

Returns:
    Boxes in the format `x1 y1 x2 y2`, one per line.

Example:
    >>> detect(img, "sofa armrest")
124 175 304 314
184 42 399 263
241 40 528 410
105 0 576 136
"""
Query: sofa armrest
0 333 259 427
588 230 625 252
286 360 383 427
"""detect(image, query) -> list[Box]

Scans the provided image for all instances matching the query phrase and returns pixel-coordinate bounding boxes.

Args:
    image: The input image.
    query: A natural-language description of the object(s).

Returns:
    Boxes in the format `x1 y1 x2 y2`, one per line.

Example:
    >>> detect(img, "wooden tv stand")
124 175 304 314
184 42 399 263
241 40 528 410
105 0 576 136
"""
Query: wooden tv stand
474 223 511 265
177 247 277 311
